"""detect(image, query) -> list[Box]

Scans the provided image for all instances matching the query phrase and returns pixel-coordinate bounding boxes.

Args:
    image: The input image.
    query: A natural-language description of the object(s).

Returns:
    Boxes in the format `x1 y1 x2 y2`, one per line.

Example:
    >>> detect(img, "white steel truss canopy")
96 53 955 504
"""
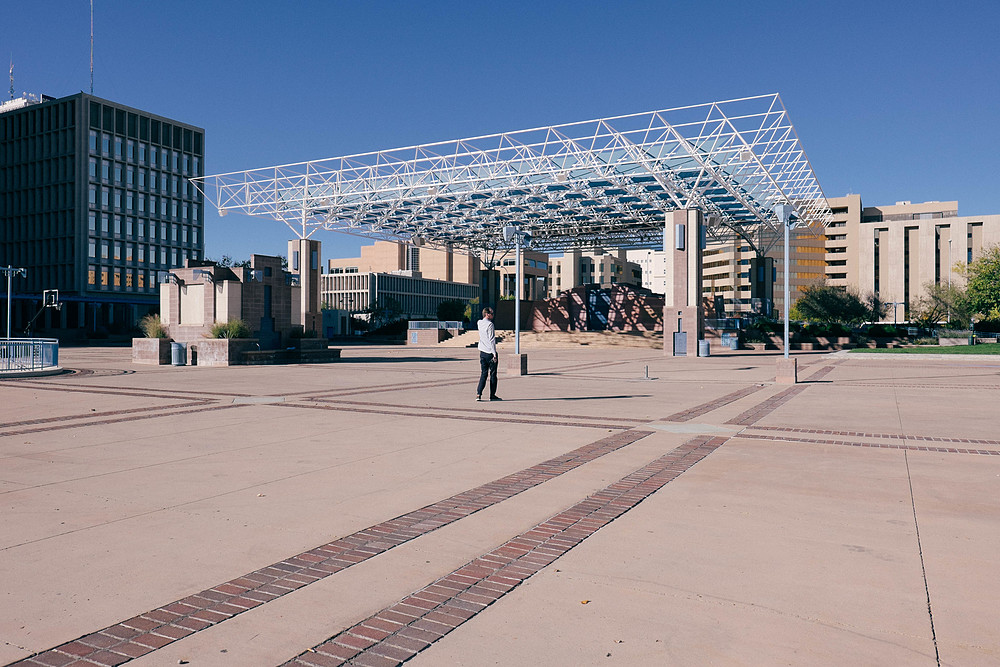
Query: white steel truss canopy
193 94 831 255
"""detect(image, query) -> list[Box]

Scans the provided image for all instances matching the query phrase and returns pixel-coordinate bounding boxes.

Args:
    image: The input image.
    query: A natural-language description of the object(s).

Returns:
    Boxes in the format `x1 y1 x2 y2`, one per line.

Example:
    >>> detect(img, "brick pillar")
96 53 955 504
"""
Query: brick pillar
288 238 322 333
663 210 704 357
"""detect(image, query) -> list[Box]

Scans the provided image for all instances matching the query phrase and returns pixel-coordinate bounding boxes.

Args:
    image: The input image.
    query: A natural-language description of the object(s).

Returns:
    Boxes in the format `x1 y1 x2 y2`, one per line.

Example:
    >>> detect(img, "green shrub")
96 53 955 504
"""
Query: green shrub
139 314 169 339
866 324 901 338
209 318 251 339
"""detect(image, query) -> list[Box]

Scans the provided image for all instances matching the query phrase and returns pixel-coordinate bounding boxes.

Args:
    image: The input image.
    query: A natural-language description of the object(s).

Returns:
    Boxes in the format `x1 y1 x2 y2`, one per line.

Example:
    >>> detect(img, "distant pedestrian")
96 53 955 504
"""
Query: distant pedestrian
476 307 500 401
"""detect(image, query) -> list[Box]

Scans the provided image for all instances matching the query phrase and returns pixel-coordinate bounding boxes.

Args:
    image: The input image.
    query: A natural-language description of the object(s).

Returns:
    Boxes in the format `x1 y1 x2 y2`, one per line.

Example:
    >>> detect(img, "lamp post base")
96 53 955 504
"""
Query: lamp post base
776 357 798 384
506 353 528 376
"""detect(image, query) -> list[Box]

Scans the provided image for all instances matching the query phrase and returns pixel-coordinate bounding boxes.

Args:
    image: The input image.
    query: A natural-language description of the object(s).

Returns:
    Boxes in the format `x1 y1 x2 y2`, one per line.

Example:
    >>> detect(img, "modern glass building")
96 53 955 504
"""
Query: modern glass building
0 92 204 337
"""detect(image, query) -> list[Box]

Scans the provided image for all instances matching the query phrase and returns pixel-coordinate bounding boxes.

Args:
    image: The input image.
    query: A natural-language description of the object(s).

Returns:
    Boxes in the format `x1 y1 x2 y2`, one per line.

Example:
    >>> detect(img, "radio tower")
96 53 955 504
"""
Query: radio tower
90 0 94 94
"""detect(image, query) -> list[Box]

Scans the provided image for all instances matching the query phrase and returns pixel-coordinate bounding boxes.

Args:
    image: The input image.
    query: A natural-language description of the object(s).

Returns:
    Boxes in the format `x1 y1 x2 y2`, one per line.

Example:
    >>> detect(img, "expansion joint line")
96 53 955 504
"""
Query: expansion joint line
904 450 940 666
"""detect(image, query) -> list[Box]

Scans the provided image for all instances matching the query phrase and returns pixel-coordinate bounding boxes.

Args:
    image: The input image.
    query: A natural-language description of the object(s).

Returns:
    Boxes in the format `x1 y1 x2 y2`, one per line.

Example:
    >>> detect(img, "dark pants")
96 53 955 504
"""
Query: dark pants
477 351 498 397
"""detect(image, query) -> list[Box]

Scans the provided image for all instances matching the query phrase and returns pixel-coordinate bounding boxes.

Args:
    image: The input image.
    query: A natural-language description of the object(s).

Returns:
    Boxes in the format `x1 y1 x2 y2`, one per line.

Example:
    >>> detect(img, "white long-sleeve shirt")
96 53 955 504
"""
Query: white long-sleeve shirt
477 317 496 355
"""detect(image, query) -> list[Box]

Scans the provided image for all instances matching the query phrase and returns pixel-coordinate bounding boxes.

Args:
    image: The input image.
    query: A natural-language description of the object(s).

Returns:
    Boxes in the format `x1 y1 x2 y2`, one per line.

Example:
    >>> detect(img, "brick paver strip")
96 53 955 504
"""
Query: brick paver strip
281 435 727 667
0 400 210 431
10 429 653 667
746 425 1000 447
725 385 808 426
662 384 766 422
803 364 837 381
0 403 250 439
739 432 1000 455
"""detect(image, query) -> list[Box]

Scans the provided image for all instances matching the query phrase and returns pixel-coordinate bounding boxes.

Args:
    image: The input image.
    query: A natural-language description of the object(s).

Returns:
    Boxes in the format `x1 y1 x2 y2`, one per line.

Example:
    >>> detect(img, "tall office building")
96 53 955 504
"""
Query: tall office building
0 92 204 337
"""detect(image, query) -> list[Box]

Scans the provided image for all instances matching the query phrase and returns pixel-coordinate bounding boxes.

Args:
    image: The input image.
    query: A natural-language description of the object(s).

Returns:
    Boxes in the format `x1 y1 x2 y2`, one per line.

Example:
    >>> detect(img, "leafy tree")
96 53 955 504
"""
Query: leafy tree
861 290 889 324
463 297 480 322
436 299 468 322
792 284 869 324
215 254 251 269
211 255 289 270
909 281 972 328
367 297 403 330
964 244 1000 319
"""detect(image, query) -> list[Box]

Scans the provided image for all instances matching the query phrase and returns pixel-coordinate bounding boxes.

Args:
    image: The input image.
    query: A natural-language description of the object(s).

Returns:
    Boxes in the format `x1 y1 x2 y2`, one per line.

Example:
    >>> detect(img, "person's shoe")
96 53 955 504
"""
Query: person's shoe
489 395 502 401
476 395 483 402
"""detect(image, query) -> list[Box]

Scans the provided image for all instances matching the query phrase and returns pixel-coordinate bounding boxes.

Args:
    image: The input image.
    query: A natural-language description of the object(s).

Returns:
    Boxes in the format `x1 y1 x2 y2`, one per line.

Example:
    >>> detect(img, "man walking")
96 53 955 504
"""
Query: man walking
476 307 500 401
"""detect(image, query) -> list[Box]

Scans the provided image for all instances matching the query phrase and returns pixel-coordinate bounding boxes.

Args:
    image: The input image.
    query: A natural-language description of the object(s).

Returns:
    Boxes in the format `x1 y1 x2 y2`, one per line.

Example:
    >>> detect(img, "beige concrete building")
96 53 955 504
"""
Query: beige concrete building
327 240 480 285
547 248 642 298
824 196 1000 320
320 271 479 320
498 249 550 301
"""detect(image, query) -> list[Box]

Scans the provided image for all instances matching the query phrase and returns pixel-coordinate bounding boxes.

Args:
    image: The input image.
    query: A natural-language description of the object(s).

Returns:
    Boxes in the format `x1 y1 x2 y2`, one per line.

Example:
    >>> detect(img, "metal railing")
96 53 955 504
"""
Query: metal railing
408 321 464 330
0 338 60 372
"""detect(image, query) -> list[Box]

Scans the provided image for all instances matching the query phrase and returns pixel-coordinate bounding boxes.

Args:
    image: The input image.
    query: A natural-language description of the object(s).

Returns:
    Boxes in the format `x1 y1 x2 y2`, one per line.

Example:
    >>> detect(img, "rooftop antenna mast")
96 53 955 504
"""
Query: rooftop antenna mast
8 56 12 100
90 0 94 94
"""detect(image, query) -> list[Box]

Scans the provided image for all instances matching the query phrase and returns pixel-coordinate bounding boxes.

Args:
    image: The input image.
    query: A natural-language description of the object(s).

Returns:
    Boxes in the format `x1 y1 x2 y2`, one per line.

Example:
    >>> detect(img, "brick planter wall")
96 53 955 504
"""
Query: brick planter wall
131 338 171 365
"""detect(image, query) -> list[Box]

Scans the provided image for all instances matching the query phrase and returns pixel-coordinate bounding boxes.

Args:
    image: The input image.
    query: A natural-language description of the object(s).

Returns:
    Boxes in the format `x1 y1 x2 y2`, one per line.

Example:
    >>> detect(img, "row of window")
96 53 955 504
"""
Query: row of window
0 99 76 139
88 101 202 154
0 156 74 190
88 188 201 222
87 266 165 292
88 242 199 267
0 128 76 163
88 131 201 176
86 213 200 244
88 158 202 198
1 183 75 214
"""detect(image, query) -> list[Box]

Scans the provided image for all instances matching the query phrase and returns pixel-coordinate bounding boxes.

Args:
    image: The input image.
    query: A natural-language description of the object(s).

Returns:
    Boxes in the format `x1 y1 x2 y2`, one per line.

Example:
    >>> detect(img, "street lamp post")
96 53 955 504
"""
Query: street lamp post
2 266 27 339
772 204 799 384
503 224 531 364
773 204 797 359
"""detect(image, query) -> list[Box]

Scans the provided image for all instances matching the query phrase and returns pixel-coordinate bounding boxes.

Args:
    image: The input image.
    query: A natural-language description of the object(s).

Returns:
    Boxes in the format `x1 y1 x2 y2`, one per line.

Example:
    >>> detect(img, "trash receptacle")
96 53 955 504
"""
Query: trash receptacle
170 342 187 366
698 339 711 357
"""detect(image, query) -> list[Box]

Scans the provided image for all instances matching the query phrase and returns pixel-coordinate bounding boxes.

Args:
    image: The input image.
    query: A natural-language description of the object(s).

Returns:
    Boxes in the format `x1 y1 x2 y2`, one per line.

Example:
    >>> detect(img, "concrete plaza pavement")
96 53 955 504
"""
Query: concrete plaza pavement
1 342 999 666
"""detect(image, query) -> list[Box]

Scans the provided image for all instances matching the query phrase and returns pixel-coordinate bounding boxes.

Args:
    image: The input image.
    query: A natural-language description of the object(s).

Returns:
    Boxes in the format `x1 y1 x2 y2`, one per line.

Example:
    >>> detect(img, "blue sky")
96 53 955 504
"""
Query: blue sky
4 0 999 262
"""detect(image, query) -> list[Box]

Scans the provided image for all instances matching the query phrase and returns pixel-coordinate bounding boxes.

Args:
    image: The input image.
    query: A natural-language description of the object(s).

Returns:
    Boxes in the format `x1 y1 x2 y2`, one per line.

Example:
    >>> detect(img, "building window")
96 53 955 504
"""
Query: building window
89 241 96 258
89 213 96 232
